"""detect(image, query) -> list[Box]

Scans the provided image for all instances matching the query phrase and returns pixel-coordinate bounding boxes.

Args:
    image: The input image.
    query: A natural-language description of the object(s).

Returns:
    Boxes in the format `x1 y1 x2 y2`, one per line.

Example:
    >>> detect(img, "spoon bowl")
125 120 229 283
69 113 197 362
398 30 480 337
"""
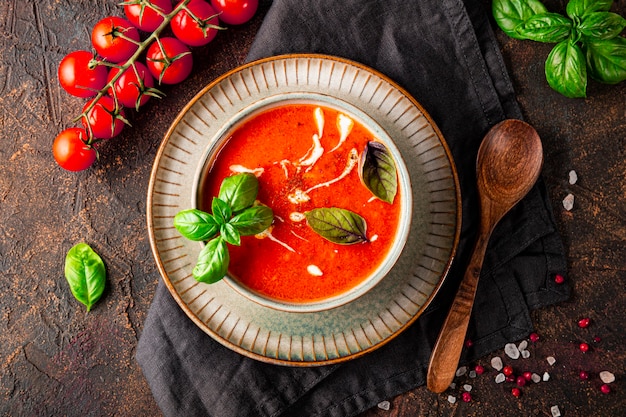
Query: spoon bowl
426 119 543 393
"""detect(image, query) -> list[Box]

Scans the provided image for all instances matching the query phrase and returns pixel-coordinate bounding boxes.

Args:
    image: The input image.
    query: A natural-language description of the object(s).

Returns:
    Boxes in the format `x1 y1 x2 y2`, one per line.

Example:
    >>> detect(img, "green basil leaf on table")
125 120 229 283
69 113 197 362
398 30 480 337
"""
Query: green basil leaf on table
211 197 232 224
359 141 398 204
193 237 230 284
173 208 219 241
566 0 613 19
577 12 626 40
515 13 572 43
229 204 274 236
218 172 259 212
492 0 548 40
305 207 368 245
584 37 626 84
64 242 106 312
545 39 588 98
220 223 241 246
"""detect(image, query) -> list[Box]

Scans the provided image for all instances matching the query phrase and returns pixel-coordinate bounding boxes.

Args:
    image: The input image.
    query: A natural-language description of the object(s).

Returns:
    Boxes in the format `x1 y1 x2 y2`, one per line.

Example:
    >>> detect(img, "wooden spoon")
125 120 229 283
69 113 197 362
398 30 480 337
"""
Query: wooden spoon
426 119 543 393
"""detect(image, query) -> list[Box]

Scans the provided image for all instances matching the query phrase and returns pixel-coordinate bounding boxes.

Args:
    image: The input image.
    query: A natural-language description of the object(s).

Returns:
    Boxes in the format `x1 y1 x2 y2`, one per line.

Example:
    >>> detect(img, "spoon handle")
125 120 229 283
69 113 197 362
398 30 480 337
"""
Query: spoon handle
426 231 490 393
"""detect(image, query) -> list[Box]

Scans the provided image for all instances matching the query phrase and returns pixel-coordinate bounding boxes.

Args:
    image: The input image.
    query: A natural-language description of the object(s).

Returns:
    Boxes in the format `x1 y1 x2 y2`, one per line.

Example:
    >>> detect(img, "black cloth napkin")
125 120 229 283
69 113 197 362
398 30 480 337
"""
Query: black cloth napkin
137 0 570 416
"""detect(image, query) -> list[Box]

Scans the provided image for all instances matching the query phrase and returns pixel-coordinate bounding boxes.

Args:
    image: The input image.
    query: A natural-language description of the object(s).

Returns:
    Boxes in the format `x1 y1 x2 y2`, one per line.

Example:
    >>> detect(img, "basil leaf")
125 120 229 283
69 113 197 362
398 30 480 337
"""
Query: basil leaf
193 237 229 283
515 13 572 43
545 40 587 98
359 141 398 204
229 204 274 236
577 12 626 40
566 0 613 19
173 208 219 241
64 242 106 312
211 197 232 224
305 207 368 245
218 172 258 212
220 223 241 246
492 0 548 40
584 37 626 84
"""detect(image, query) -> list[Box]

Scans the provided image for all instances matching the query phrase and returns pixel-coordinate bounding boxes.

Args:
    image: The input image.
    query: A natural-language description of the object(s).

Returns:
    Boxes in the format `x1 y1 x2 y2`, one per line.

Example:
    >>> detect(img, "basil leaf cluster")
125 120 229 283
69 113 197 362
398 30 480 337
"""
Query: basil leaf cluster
493 0 626 97
174 173 274 284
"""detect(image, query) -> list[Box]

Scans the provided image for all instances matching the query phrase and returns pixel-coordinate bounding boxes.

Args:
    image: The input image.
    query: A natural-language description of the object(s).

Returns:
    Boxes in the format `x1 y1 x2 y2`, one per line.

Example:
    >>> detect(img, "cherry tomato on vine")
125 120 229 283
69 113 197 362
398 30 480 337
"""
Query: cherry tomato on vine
145 37 193 84
107 61 156 109
58 50 109 98
123 0 173 32
81 96 127 139
91 16 140 63
210 0 257 25
53 128 97 171
171 0 221 47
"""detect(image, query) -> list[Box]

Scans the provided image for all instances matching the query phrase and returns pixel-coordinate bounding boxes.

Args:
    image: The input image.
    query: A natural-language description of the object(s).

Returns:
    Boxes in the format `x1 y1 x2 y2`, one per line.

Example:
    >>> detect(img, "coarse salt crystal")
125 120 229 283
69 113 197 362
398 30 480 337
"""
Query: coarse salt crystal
447 395 457 404
518 340 528 351
449 382 456 390
495 373 506 384
568 170 578 185
491 356 503 371
521 349 531 359
563 193 574 211
532 373 541 383
456 366 467 377
599 371 615 384
469 370 477 379
547 356 556 366
543 372 551 382
505 343 521 359
377 400 390 411
463 384 473 392
551 405 561 417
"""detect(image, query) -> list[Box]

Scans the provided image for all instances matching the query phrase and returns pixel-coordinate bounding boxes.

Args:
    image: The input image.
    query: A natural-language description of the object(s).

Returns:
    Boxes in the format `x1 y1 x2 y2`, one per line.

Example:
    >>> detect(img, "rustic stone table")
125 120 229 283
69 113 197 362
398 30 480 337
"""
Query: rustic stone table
1 1 623 416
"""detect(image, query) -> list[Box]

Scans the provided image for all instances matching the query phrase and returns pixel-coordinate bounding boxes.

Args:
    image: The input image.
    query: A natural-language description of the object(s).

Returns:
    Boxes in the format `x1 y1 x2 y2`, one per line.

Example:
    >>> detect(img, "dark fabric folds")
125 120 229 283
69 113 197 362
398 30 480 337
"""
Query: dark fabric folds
136 0 570 416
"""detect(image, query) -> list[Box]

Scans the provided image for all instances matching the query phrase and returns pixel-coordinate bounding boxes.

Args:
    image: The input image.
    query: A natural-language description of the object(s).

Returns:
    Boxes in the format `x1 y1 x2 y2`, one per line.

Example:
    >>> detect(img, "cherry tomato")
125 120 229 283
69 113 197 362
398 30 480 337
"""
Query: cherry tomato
171 0 221 47
210 0 257 25
91 16 140 63
53 128 97 171
123 0 173 32
145 37 193 84
58 50 108 98
81 96 126 139
107 62 155 109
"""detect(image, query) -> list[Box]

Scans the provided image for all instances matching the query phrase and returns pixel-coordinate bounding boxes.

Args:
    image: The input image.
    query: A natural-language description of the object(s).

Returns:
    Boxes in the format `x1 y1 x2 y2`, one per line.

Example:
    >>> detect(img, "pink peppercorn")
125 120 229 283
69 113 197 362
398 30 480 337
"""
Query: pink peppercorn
465 339 473 348
506 375 516 383
579 343 590 353
503 365 514 376
516 376 527 387
511 387 521 397
474 365 485 375
529 333 540 343
523 371 533 381
579 371 589 380
593 336 602 343
462 392 472 402
578 318 590 328
554 274 565 284
601 384 611 394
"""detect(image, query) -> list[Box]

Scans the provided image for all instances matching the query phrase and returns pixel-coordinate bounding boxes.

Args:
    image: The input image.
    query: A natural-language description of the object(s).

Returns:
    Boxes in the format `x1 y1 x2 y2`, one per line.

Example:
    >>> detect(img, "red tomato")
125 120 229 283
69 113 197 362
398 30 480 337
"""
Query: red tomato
53 128 97 171
58 50 108 98
171 0 221 47
107 62 155 109
210 0 257 25
81 96 126 139
123 0 173 32
91 16 140 63
145 37 193 84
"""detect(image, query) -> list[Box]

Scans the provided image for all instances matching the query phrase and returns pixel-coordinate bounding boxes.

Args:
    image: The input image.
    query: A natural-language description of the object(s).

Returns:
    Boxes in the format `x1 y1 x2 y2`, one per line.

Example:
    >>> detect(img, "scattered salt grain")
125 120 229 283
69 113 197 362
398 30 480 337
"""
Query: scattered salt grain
563 193 574 211
491 356 503 371
546 356 556 366
532 373 541 383
456 366 467 377
495 373 506 384
551 405 561 417
377 400 390 411
518 340 528 351
469 370 477 379
447 395 457 404
505 343 521 359
543 372 551 382
449 382 456 390
599 371 615 384
521 349 531 359
568 170 578 185
463 384 473 392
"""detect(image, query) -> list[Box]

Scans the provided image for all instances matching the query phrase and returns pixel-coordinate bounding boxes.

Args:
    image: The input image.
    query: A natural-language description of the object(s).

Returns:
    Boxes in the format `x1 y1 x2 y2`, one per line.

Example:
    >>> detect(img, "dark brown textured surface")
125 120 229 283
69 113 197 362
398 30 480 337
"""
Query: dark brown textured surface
0 1 624 416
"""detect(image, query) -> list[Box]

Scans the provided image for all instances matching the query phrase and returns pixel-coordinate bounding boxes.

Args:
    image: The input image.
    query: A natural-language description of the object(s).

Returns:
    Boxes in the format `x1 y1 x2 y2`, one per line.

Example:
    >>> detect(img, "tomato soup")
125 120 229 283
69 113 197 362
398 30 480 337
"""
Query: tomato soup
200 103 402 304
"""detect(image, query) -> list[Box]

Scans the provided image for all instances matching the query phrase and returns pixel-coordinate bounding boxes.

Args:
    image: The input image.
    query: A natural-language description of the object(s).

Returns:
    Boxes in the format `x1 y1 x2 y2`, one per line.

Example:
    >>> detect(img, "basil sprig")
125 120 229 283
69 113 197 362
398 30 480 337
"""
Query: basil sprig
64 242 106 311
174 173 274 284
493 0 626 97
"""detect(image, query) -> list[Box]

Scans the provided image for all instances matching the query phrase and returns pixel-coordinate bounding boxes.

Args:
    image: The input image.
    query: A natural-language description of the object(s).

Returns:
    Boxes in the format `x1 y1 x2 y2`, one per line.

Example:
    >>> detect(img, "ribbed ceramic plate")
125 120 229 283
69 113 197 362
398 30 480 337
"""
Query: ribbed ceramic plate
147 54 460 366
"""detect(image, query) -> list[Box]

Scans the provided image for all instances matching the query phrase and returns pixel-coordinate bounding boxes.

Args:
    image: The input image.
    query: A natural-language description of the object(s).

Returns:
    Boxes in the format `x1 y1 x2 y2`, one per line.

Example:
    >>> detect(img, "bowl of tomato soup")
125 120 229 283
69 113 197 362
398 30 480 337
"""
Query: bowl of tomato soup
197 97 412 312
